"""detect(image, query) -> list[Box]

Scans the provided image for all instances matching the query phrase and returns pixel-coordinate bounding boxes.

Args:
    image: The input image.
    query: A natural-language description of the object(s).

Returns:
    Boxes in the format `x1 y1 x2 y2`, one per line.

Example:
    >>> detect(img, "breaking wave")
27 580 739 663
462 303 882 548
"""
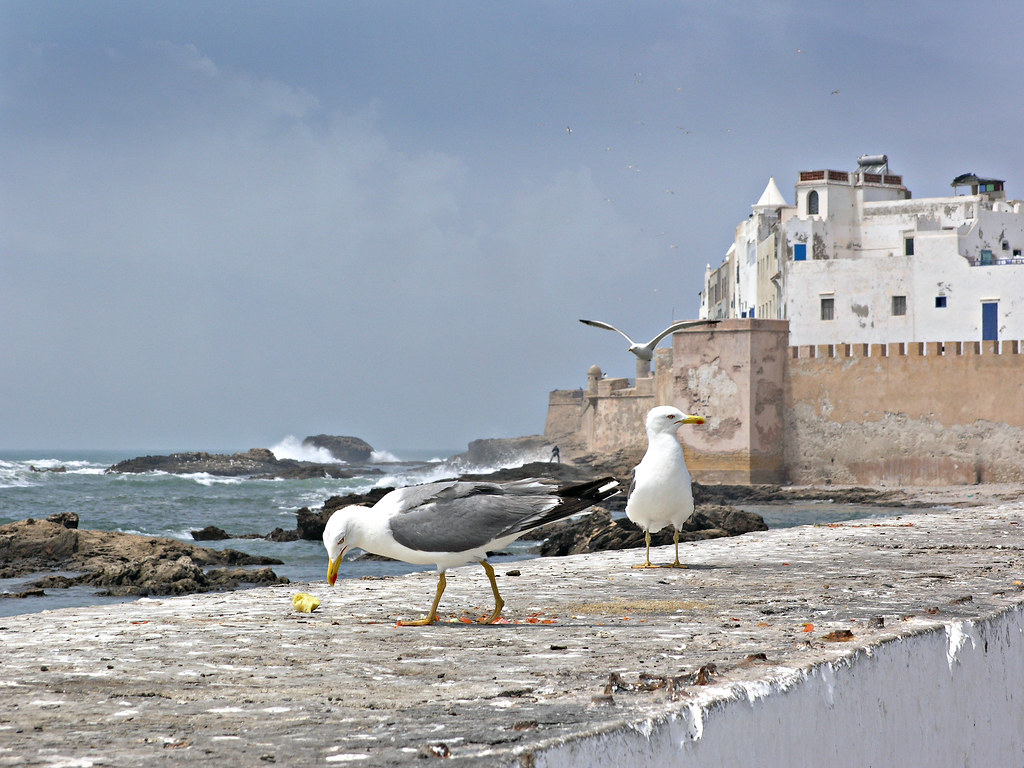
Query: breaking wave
269 435 343 464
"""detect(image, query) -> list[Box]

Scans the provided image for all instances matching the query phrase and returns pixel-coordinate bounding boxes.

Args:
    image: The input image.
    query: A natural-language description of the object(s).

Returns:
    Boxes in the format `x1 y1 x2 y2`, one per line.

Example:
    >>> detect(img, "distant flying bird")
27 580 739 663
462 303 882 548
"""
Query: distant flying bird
579 318 718 361
323 477 619 625
626 406 704 568
831 89 840 95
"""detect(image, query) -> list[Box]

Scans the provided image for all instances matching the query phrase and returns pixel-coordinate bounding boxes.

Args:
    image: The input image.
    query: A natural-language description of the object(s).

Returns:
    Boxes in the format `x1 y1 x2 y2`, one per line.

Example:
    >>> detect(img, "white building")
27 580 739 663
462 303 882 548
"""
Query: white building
700 155 1024 346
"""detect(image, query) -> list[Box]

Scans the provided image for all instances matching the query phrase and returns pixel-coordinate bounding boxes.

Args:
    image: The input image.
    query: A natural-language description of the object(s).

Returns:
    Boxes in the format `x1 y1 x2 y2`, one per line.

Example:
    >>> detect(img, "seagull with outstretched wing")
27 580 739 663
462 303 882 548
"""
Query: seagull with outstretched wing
579 318 718 361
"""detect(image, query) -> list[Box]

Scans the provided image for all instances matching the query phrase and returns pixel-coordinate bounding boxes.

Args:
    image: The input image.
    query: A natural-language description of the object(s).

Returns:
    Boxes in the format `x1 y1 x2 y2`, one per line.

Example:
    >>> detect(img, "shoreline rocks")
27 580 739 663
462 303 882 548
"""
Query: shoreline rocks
533 505 768 557
0 512 286 598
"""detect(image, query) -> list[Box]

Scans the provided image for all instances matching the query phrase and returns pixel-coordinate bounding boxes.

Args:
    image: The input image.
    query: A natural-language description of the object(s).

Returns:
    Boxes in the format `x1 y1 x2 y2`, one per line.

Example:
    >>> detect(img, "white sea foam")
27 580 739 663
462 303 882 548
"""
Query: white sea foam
270 435 343 464
179 472 246 487
370 449 401 463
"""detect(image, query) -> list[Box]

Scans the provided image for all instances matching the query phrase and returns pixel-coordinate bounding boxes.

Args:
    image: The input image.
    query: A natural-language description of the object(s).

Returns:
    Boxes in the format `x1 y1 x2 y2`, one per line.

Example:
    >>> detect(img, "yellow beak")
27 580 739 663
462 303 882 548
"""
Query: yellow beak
327 554 342 586
680 414 705 425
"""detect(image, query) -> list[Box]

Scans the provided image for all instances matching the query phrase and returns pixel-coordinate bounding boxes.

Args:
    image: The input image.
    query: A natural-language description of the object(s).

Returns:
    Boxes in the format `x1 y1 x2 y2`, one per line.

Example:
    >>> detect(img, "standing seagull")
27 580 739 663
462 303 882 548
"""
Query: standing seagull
323 476 619 625
579 318 717 361
626 405 704 568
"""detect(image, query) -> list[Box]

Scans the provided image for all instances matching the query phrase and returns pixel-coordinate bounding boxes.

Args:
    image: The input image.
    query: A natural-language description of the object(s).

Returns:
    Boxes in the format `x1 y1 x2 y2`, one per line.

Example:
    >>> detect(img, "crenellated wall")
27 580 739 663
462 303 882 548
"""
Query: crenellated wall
786 338 1024 484
546 321 1024 485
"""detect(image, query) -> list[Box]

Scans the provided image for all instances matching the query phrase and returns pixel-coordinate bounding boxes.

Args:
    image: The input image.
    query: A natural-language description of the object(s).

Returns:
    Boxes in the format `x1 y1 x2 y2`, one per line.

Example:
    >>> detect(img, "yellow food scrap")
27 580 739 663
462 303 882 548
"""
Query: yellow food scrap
291 592 322 613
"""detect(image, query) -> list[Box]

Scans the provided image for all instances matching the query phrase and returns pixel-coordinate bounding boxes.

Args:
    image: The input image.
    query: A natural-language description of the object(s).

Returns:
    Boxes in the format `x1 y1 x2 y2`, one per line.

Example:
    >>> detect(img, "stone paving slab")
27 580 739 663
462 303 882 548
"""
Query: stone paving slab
2 501 1023 766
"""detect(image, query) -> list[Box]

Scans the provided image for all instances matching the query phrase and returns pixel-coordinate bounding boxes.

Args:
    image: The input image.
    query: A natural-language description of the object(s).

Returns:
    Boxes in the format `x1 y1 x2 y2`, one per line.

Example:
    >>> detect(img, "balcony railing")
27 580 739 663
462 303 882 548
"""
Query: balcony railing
798 170 904 186
966 254 1024 266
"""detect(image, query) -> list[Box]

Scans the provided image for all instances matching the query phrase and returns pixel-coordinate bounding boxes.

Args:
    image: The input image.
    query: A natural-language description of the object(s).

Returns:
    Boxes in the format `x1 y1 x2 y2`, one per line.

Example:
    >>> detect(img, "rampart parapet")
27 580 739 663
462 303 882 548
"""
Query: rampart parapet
547 319 1024 485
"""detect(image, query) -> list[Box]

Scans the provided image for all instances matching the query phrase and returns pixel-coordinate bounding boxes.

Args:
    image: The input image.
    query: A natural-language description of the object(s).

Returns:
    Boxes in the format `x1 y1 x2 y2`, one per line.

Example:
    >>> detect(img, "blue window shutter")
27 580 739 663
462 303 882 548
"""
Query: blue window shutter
794 243 807 261
982 302 998 341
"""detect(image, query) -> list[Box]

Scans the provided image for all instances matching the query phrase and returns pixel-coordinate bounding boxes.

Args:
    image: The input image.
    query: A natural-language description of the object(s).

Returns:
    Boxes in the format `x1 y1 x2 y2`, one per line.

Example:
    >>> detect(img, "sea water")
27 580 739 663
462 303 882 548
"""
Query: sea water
0 447 904 618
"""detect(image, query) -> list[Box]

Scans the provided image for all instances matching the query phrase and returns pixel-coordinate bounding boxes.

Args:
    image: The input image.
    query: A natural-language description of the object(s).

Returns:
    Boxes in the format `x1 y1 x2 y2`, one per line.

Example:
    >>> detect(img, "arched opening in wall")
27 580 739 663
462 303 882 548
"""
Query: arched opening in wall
807 190 819 215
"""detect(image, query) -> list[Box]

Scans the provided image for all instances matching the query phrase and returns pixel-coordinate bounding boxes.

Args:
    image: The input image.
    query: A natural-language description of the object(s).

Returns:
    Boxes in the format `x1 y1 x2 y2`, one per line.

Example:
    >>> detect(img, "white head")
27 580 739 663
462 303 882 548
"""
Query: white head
628 344 654 361
645 405 704 435
322 508 357 586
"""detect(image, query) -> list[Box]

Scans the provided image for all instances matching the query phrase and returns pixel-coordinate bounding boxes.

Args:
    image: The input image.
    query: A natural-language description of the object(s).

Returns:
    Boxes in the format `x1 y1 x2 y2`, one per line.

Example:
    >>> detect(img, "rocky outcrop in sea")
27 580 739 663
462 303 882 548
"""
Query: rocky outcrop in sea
0 512 286 598
106 446 380 480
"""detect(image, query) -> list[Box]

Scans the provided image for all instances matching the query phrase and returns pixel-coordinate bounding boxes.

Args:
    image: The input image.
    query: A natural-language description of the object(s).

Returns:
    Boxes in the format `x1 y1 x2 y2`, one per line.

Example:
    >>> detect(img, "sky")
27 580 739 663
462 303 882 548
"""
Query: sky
2 1 1023 454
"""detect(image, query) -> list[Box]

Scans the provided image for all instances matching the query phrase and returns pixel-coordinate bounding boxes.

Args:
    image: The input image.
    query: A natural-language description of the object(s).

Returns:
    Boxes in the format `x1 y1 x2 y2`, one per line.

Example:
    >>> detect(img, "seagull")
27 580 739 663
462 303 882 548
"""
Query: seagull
626 406 704 568
579 318 718 361
323 476 620 625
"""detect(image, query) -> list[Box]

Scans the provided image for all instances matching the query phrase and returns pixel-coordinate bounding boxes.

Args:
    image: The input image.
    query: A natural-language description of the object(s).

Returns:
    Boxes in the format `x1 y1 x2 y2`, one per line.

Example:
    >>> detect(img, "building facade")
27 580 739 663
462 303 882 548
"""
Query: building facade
700 155 1024 347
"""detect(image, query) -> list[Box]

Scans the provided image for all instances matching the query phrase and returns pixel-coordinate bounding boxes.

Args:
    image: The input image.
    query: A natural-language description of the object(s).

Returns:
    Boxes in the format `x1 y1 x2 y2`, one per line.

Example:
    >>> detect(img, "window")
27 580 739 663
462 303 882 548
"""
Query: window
982 301 999 341
935 296 947 308
794 243 807 261
904 237 914 256
820 297 834 321
1002 241 1010 251
807 190 819 215
981 249 993 265
892 295 907 316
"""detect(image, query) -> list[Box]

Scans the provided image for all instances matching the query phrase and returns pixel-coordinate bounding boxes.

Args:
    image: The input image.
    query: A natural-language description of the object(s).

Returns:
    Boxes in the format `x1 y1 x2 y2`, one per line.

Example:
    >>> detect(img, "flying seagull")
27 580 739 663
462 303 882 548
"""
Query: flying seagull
579 318 718 361
626 406 704 568
323 476 620 625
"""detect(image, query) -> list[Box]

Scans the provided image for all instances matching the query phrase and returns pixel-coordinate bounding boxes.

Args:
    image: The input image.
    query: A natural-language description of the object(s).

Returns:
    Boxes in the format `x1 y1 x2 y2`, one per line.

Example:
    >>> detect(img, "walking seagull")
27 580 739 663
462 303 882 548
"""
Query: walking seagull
323 476 620 625
626 405 704 568
579 318 717 361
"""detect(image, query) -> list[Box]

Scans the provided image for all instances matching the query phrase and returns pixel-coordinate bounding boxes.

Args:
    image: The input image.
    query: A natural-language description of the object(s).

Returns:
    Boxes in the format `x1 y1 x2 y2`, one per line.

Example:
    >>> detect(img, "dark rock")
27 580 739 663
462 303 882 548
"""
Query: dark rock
0 516 286 597
0 588 47 599
445 436 554 471
534 505 767 557
457 462 596 484
266 527 299 542
191 526 231 541
295 488 395 541
302 435 374 463
691 483 898 506
106 448 374 481
46 511 79 529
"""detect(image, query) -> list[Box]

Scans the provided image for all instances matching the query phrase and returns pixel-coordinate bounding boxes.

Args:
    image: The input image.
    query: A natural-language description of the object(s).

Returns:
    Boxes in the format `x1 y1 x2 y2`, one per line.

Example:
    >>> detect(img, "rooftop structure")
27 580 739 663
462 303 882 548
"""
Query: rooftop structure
700 156 1024 346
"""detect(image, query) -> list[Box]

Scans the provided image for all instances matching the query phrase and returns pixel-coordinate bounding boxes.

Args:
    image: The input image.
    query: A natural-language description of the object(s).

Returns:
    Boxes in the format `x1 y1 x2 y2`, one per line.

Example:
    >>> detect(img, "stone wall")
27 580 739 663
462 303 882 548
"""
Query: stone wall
546 321 1024 485
671 320 788 483
786 340 1024 484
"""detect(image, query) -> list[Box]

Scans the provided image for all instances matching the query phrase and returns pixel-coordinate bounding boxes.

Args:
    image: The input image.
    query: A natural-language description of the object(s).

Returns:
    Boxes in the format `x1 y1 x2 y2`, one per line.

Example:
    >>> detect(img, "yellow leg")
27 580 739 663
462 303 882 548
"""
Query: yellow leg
398 572 446 626
632 530 659 569
661 529 688 569
479 560 505 624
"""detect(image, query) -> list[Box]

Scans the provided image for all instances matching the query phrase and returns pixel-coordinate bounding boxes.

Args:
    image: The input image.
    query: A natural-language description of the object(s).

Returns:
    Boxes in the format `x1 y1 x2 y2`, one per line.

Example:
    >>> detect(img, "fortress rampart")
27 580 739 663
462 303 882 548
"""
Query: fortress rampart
546 319 1024 485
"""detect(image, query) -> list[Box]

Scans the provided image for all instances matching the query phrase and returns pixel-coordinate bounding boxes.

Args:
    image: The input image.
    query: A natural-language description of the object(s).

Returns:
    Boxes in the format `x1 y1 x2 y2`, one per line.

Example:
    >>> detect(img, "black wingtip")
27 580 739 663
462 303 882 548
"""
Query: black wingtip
557 476 621 501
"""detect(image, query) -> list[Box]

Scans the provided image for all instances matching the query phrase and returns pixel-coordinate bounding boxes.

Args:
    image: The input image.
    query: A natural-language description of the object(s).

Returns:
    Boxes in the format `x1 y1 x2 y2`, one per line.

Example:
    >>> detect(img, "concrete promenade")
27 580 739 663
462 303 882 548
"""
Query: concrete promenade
3 498 1024 766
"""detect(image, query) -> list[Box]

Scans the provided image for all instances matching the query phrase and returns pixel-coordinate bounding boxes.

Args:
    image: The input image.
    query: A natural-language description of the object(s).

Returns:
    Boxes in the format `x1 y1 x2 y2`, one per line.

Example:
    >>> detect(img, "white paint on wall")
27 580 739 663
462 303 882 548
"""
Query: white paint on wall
702 160 1024 346
530 606 1024 767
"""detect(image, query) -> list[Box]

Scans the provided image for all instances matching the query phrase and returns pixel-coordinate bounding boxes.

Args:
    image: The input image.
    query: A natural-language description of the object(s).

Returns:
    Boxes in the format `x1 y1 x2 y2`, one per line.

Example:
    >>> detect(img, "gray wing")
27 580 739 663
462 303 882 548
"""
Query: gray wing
579 318 637 345
388 481 559 553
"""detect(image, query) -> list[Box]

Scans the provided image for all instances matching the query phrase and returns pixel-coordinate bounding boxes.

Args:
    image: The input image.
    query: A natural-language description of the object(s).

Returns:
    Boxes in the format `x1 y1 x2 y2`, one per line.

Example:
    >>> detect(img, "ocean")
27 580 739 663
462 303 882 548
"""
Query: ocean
0 443 901 618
